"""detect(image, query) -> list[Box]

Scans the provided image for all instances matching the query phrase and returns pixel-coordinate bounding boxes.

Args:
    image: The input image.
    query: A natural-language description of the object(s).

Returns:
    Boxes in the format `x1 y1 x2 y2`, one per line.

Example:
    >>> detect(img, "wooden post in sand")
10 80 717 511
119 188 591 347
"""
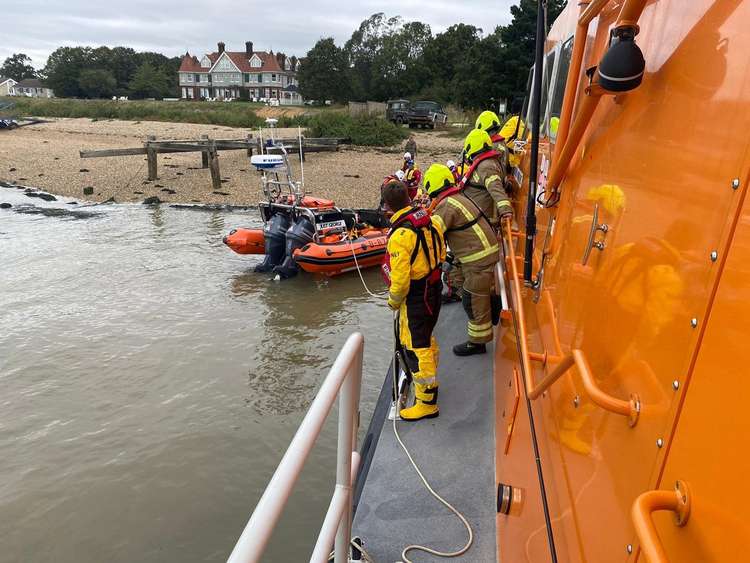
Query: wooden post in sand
246 133 253 158
146 135 158 180
208 140 221 190
201 134 209 168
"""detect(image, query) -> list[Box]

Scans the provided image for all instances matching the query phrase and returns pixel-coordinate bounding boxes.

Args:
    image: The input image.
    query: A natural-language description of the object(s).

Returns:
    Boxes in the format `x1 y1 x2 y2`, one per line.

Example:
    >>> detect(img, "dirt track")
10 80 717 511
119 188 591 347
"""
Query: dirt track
0 118 461 208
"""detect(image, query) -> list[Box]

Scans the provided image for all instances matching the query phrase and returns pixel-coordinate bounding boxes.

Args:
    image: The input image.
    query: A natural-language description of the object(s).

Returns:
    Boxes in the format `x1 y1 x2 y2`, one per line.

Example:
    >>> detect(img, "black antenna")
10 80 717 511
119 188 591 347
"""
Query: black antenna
524 0 546 284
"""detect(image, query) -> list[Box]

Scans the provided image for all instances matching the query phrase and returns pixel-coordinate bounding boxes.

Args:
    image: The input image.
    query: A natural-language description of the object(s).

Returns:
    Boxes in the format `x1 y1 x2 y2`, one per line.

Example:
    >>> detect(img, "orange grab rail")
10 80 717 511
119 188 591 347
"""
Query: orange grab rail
549 0 650 191
503 221 640 426
632 481 692 563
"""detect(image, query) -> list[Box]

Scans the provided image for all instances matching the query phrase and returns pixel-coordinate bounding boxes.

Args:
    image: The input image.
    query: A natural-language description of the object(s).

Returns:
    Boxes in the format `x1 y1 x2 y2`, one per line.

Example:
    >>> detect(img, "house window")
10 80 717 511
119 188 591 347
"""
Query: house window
250 55 262 68
271 74 276 82
257 74 262 83
201 56 211 68
244 73 250 82
186 74 194 83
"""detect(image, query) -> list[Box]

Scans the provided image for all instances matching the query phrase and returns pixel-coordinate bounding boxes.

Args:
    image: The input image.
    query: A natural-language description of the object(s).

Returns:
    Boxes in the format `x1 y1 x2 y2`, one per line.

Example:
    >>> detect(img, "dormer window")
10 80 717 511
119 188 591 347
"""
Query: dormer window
250 55 262 68
200 56 211 68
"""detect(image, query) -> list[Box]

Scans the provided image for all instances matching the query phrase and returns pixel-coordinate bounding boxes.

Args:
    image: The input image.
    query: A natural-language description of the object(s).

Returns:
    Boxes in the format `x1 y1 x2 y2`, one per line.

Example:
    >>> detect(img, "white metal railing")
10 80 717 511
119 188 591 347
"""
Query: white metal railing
227 332 365 563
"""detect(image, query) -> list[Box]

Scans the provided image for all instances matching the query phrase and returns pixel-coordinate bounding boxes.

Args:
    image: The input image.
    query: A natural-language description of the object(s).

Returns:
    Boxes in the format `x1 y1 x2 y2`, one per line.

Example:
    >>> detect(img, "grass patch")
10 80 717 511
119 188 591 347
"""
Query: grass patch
3 97 266 129
304 112 407 146
1 97 406 146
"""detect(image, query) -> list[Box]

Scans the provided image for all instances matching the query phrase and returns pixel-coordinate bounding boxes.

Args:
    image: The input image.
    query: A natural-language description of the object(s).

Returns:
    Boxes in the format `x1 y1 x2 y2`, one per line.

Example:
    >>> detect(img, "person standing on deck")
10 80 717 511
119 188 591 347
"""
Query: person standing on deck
425 164 500 356
382 180 446 421
459 129 514 226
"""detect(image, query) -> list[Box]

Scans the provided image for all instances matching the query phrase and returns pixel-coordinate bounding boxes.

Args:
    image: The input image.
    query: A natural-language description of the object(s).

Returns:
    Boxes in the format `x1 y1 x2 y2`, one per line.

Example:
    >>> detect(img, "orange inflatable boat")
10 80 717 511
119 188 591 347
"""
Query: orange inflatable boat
293 230 387 276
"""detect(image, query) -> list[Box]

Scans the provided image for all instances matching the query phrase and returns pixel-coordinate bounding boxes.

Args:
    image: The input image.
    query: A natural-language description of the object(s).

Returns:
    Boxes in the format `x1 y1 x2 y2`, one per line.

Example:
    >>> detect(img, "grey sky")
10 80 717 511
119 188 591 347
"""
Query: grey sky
1 0 517 69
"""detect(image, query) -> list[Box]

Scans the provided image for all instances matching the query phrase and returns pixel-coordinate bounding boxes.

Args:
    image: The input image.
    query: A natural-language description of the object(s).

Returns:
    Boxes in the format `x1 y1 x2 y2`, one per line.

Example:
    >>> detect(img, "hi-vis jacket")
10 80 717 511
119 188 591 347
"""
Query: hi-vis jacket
432 190 500 267
463 155 513 224
386 206 446 306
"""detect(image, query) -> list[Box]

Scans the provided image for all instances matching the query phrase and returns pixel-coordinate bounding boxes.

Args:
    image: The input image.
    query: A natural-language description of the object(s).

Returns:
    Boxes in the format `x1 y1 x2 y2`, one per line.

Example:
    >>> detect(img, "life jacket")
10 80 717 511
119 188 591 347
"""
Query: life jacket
381 206 442 288
458 149 501 190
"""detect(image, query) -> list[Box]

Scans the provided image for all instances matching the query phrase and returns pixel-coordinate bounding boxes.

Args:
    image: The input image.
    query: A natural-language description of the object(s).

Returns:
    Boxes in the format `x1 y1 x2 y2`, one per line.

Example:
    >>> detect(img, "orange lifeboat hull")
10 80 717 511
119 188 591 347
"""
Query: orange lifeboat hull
223 228 265 255
293 231 388 276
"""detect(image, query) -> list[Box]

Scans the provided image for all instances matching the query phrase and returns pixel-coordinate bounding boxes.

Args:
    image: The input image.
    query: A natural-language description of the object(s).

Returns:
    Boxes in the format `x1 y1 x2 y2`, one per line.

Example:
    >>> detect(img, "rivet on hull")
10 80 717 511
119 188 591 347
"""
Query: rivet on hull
573 395 580 408
710 251 718 262
657 438 664 448
627 544 633 554
672 380 680 391
691 318 698 328
732 178 740 190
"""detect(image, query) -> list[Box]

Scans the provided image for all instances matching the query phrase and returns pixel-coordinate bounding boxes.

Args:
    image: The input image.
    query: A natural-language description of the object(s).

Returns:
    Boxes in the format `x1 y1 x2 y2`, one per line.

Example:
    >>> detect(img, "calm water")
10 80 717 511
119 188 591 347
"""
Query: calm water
0 188 391 562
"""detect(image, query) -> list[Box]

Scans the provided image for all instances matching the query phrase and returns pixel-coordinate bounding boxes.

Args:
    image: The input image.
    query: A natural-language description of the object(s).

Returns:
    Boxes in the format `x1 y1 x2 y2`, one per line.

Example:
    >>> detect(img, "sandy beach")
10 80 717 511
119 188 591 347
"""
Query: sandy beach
0 118 461 208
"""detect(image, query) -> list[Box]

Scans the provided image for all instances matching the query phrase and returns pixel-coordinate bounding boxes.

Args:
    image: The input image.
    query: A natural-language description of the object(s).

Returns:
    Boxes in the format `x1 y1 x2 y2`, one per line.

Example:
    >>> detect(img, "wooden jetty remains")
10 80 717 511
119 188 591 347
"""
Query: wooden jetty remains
79 135 341 190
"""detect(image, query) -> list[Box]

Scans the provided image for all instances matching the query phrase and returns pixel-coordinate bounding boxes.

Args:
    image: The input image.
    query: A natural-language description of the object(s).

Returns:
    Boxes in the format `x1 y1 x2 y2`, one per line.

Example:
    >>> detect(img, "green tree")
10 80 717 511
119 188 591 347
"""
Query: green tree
128 62 169 99
1 53 37 81
43 47 92 97
500 0 566 102
370 21 432 100
78 68 117 98
298 38 350 103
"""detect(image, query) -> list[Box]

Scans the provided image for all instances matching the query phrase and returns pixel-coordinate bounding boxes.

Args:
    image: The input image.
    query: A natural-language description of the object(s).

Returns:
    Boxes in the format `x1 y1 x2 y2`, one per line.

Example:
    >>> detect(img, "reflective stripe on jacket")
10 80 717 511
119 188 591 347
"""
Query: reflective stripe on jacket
432 194 499 266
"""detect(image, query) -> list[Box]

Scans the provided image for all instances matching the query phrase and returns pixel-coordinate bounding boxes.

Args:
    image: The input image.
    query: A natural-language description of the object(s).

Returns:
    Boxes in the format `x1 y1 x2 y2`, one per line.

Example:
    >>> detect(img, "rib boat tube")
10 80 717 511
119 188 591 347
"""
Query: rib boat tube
293 231 388 276
223 228 265 255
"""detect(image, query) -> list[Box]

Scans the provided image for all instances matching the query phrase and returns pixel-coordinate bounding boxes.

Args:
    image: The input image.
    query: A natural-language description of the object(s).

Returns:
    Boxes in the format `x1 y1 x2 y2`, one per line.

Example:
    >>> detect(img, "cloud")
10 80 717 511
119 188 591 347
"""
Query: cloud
0 0 516 68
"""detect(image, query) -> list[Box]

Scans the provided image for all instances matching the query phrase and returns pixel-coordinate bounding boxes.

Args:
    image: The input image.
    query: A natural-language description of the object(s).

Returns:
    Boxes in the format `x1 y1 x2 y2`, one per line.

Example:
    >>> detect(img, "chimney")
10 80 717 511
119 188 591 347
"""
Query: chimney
218 41 225 54
245 41 253 56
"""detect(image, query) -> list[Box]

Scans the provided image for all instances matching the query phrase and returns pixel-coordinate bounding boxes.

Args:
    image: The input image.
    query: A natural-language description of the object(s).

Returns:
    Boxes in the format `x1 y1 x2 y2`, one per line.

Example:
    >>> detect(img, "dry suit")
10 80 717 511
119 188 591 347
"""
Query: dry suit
384 206 446 419
432 190 500 344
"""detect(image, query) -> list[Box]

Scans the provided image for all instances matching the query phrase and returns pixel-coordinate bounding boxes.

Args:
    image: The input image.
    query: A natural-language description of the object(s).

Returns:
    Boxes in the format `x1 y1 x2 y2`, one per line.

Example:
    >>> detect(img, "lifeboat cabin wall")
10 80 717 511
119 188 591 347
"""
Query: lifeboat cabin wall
495 1 750 562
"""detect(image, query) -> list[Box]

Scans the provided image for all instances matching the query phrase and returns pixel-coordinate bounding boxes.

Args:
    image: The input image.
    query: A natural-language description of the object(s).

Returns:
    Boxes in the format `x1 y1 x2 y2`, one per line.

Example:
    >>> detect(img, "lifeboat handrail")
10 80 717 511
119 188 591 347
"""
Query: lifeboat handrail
502 221 640 426
549 0 650 192
227 333 364 563
631 481 692 562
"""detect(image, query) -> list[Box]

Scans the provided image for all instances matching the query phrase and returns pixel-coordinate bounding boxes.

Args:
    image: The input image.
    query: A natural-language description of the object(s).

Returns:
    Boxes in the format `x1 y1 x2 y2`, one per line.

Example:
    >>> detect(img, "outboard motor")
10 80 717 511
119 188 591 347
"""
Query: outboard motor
255 213 291 273
273 216 315 279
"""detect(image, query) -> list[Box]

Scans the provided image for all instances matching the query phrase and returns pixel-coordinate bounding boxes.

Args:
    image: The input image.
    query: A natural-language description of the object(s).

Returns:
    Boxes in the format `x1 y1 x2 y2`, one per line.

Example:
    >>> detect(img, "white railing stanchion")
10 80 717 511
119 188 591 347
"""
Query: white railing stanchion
226 332 365 563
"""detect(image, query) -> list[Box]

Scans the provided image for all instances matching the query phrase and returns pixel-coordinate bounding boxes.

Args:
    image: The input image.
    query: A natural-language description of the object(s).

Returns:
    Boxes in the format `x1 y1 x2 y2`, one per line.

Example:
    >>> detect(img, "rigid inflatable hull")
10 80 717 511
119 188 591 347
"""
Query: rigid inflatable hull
293 233 387 276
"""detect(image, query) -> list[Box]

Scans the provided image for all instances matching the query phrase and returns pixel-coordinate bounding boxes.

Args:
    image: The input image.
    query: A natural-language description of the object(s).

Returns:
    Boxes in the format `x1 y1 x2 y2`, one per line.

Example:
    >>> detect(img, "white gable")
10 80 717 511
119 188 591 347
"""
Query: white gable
209 52 240 73
0 78 17 86
249 54 262 68
200 56 211 68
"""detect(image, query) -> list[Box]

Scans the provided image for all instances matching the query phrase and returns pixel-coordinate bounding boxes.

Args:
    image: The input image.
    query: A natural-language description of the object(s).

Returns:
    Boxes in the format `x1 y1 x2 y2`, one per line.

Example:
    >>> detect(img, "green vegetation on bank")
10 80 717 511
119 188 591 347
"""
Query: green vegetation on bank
2 97 406 146
305 112 407 146
299 0 565 109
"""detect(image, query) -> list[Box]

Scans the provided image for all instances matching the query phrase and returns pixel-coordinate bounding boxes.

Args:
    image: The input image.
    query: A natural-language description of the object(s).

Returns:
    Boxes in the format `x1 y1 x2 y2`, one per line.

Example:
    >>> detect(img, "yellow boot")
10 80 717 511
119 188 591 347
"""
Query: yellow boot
400 385 439 421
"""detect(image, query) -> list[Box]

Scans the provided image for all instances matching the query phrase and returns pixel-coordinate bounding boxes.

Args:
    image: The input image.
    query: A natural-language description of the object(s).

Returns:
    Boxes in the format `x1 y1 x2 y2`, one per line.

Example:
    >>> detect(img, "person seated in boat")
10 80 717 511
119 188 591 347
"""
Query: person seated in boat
425 163 501 356
382 179 446 421
404 167 423 201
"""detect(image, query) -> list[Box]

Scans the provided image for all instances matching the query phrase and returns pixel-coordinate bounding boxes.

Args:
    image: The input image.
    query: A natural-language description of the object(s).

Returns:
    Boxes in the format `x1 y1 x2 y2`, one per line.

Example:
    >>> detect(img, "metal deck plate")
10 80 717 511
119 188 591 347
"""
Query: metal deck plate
353 303 497 562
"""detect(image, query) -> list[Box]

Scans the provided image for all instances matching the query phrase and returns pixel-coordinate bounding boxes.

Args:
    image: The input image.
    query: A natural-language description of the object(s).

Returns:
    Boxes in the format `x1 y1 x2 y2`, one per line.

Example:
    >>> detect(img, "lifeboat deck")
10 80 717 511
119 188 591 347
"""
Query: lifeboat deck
353 303 497 562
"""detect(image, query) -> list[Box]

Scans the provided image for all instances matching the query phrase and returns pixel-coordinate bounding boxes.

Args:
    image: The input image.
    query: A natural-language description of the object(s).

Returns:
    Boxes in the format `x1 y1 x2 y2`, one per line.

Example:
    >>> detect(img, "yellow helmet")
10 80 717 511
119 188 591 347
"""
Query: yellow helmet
423 164 455 197
463 129 493 161
475 110 501 133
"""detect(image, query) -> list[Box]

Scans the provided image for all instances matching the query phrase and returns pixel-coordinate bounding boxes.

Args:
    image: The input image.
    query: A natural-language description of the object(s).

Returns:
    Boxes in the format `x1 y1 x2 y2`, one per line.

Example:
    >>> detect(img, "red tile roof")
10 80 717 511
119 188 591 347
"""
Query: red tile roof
179 50 285 73
178 53 202 72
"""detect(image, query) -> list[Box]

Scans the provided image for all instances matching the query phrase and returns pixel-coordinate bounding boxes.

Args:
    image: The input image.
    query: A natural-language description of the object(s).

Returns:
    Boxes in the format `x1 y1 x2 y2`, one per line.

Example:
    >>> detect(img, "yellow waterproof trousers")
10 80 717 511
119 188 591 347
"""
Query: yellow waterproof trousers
397 276 442 390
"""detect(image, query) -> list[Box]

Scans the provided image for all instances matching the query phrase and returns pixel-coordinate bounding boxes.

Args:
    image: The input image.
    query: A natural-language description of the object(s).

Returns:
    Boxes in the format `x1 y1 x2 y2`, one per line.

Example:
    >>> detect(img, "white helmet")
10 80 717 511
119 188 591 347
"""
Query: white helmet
446 159 456 169
395 170 406 181
403 152 412 161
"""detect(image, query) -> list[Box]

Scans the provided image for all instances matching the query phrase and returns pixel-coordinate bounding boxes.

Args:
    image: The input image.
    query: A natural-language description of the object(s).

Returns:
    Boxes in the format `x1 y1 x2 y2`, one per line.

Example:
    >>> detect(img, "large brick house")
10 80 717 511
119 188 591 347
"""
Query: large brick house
178 41 301 104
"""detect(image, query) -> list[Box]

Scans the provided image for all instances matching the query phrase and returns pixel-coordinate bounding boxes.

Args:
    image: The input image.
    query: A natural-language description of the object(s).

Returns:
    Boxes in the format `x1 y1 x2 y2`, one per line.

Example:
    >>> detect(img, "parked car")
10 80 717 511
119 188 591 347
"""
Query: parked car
386 99 411 125
407 101 448 129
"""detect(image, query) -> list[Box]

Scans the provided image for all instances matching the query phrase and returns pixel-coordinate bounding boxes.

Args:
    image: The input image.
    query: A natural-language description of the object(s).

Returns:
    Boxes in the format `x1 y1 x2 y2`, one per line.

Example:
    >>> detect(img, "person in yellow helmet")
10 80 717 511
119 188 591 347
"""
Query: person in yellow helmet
475 110 527 170
460 129 514 225
425 164 501 355
381 180 446 420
